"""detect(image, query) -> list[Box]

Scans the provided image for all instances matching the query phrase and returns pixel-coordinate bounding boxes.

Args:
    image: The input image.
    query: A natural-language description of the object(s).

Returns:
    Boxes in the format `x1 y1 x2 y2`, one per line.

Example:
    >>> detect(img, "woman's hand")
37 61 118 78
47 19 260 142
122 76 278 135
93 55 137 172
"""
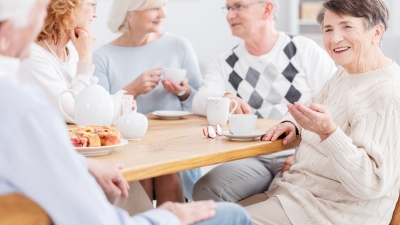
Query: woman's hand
280 155 295 176
223 93 251 114
69 28 95 62
288 102 336 141
123 69 162 97
162 78 191 101
158 201 216 225
262 121 297 145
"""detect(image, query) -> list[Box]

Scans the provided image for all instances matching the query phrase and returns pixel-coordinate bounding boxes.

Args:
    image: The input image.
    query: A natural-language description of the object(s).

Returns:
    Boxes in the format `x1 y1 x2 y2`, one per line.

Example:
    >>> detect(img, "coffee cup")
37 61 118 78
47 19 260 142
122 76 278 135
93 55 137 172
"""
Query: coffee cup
229 114 257 135
162 68 186 84
206 97 238 125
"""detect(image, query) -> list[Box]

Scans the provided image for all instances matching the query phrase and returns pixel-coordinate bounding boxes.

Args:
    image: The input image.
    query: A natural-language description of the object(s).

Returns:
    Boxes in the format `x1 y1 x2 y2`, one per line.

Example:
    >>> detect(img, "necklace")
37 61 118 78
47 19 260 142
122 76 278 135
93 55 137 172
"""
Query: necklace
43 39 67 63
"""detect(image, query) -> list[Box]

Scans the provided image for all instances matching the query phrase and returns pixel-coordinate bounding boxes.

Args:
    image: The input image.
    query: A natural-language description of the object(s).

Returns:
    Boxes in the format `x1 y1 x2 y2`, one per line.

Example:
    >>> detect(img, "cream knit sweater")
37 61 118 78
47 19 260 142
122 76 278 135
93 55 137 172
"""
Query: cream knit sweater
268 63 400 225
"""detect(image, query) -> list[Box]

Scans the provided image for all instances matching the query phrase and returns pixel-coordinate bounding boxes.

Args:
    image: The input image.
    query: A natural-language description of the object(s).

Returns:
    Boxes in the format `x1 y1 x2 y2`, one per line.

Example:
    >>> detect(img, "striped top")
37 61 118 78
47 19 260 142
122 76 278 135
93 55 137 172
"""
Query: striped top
270 63 400 225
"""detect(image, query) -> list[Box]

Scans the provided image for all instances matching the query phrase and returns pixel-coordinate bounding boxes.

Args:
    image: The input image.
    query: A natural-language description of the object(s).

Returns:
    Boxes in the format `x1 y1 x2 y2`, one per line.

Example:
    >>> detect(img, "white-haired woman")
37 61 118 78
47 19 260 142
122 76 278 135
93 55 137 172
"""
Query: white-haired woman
93 0 202 204
238 0 400 224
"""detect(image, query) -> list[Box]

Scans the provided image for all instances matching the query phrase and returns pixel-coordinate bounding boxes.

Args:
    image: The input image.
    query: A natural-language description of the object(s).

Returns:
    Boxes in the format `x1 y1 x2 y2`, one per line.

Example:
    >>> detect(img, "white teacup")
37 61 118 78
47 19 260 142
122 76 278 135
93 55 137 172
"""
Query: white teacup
206 97 238 125
163 68 186 84
229 114 257 135
118 112 148 140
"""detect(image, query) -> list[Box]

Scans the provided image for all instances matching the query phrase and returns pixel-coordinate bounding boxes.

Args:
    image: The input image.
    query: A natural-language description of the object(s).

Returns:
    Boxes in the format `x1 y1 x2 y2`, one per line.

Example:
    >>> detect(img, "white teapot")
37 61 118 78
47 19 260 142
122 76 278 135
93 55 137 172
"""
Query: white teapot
58 77 126 127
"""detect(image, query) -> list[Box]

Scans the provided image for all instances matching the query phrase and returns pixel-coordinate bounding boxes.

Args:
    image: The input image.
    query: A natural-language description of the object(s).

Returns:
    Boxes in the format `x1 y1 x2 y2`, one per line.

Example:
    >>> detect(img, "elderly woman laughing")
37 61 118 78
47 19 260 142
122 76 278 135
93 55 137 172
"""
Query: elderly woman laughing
238 0 400 224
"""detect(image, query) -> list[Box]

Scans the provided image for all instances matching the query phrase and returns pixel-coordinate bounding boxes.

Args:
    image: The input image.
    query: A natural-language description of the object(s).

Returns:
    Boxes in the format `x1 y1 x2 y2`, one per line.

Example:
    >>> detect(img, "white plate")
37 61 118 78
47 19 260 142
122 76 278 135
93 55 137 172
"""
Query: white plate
221 130 265 141
151 110 191 120
76 139 128 156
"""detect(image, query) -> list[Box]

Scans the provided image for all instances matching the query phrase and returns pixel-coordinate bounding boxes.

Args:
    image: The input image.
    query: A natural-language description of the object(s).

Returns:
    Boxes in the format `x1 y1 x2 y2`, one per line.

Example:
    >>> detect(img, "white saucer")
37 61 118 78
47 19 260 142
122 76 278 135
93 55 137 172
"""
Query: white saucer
151 110 191 120
76 139 128 156
221 131 265 141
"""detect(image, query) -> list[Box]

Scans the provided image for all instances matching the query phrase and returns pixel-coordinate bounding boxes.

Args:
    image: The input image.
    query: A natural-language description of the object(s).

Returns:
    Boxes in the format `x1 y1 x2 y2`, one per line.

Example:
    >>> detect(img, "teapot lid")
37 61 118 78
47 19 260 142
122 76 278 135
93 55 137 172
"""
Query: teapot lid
79 76 110 95
90 77 99 85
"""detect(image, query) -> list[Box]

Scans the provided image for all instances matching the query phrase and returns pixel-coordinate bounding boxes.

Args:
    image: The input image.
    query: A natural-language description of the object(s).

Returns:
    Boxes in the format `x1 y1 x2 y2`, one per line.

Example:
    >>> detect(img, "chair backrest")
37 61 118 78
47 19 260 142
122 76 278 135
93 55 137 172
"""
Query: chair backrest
390 197 400 225
0 193 51 225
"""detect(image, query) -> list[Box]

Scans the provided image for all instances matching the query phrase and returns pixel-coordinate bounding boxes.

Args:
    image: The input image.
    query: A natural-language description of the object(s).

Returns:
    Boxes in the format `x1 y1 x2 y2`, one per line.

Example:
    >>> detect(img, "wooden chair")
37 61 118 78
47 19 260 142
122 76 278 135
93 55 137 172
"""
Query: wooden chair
390 198 400 225
0 193 400 224
0 194 51 225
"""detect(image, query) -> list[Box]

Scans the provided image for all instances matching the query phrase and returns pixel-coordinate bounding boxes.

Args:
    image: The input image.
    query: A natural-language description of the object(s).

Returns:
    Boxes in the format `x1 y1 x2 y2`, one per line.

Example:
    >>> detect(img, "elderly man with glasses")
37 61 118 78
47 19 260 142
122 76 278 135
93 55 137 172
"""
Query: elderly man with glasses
192 0 337 204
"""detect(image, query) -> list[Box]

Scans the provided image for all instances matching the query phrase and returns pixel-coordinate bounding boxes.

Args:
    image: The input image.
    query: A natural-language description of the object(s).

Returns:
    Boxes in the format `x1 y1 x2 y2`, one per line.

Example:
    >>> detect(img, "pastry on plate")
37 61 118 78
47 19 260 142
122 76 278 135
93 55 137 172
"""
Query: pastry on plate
69 125 121 147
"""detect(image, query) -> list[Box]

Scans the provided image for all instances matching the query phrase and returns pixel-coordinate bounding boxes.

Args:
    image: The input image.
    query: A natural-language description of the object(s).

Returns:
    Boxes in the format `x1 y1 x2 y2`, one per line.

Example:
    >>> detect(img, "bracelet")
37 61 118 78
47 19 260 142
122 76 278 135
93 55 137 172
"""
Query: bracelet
177 87 188 97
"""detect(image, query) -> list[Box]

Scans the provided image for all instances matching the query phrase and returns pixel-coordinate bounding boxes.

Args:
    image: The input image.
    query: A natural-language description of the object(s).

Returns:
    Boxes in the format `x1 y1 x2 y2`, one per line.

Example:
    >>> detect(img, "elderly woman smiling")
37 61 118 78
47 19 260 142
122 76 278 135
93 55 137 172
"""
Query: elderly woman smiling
237 0 400 224
93 0 202 205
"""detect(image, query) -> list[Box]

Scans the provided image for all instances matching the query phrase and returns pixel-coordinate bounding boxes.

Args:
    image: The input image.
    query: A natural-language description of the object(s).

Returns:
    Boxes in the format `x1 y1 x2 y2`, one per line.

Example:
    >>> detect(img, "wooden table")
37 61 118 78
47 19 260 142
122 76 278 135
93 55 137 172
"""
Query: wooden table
77 115 300 182
5 115 400 225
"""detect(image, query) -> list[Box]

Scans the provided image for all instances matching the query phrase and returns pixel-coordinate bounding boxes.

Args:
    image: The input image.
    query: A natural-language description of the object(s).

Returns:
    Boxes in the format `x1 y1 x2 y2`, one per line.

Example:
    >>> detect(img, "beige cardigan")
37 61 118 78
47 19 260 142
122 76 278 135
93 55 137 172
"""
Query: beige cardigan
269 63 400 225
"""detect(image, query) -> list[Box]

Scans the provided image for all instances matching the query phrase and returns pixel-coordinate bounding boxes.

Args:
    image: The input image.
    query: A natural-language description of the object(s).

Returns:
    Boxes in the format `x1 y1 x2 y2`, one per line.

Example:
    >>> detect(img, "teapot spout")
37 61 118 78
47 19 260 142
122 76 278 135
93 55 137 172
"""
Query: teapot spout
112 90 128 119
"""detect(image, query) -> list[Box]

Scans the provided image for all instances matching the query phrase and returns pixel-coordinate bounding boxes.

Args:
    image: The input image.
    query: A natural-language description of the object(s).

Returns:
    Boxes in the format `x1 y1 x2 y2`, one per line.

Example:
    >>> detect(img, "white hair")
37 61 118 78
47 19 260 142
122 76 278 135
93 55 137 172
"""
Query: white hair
267 0 278 20
0 0 36 28
108 0 166 33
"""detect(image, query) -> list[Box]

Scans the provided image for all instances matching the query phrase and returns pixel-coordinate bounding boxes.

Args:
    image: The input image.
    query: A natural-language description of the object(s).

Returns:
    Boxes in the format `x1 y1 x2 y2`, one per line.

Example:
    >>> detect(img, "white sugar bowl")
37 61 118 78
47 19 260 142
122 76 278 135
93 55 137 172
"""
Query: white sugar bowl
118 112 148 140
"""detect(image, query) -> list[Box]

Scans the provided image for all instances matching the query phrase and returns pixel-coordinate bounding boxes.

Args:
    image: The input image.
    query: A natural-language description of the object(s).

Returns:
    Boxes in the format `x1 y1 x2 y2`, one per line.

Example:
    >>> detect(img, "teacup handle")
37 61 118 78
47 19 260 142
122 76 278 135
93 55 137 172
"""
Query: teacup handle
229 99 238 115
58 89 76 124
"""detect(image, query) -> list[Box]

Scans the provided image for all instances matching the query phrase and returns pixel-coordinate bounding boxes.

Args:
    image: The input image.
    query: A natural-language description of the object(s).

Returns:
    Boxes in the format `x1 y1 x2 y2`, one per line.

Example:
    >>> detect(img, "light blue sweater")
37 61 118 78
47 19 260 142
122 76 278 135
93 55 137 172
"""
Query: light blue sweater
93 33 202 114
93 33 202 200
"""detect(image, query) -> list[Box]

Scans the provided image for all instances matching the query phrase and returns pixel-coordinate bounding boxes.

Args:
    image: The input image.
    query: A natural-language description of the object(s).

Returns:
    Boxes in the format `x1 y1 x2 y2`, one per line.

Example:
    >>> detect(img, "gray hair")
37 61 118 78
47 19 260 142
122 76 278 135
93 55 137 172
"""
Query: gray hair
266 0 278 21
316 0 389 32
108 0 166 33
0 0 36 28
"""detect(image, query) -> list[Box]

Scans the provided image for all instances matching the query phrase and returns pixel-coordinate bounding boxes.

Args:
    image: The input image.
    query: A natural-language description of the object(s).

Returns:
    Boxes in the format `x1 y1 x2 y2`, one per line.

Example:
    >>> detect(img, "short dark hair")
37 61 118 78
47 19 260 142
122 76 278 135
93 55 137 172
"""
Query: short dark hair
316 0 389 32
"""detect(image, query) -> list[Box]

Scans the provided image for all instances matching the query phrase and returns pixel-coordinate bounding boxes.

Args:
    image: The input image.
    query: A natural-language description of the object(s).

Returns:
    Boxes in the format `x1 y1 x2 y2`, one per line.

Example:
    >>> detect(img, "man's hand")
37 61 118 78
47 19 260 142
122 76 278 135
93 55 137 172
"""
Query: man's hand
159 201 216 225
223 93 251 114
280 155 295 176
87 158 130 198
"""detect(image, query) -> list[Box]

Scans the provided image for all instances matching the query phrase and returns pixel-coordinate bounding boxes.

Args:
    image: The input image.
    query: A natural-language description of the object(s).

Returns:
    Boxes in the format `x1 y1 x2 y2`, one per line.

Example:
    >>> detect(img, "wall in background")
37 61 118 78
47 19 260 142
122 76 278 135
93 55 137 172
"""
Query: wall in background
92 0 399 74
92 0 298 73
382 0 400 63
92 0 239 73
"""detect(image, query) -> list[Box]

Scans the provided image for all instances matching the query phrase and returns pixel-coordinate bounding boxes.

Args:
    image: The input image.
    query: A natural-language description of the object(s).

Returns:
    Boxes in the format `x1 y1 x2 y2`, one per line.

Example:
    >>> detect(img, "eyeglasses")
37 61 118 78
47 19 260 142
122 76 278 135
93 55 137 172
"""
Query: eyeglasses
221 1 266 15
203 124 223 139
84 0 97 13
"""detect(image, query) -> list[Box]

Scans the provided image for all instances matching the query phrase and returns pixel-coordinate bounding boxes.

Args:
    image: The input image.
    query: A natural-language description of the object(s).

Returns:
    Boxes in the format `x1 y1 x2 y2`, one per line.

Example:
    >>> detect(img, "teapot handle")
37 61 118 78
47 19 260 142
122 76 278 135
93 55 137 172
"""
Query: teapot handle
58 90 76 124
